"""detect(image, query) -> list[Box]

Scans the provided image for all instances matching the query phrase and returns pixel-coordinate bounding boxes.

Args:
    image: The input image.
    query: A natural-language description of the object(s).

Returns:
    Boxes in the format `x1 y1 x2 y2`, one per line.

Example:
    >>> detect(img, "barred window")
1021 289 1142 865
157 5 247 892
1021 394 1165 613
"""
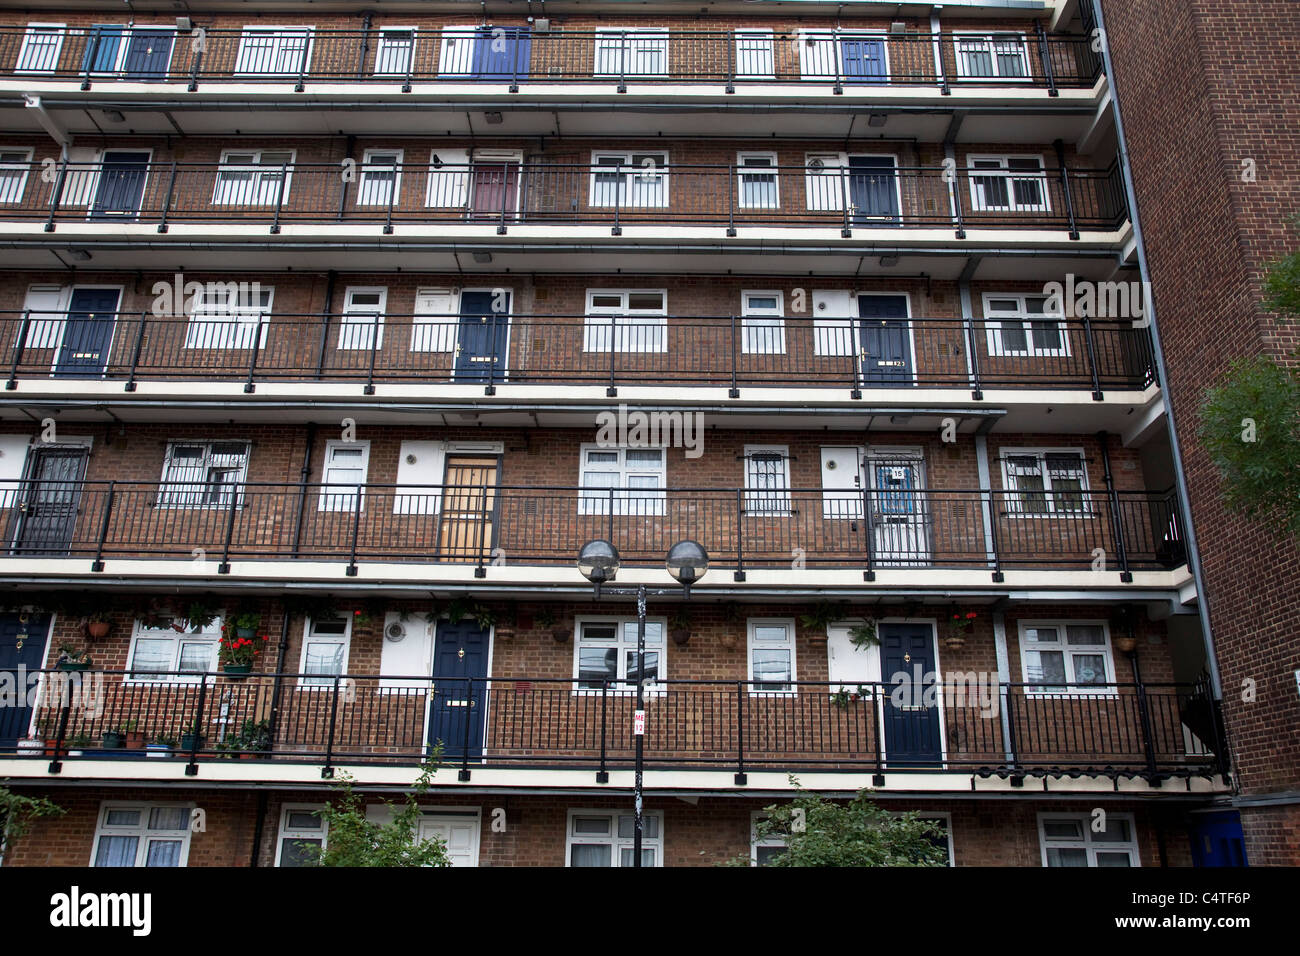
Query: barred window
158 441 250 508
744 445 791 515
1002 449 1088 514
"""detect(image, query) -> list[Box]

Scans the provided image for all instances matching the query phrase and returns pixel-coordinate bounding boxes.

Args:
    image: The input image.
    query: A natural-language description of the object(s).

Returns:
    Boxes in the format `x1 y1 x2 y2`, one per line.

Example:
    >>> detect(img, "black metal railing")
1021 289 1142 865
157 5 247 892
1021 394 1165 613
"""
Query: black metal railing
0 311 1158 396
0 480 1186 576
7 159 1129 236
14 670 1222 781
0 26 1103 91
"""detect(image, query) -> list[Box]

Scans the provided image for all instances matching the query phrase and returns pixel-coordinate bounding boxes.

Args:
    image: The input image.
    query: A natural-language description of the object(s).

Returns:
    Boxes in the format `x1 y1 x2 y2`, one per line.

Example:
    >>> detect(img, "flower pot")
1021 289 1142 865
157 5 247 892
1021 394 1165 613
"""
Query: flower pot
495 626 515 641
719 634 739 650
102 731 126 750
85 620 111 639
58 661 90 672
222 663 252 678
126 732 145 750
17 738 43 756
670 627 691 647
180 734 205 752
1114 636 1138 654
944 635 966 651
146 744 173 759
551 628 570 643
235 626 257 639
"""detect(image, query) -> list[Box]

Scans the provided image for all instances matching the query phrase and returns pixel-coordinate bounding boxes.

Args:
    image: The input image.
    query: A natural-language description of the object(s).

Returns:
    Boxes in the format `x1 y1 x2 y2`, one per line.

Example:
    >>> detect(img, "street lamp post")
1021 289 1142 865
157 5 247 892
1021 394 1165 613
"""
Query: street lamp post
577 537 709 867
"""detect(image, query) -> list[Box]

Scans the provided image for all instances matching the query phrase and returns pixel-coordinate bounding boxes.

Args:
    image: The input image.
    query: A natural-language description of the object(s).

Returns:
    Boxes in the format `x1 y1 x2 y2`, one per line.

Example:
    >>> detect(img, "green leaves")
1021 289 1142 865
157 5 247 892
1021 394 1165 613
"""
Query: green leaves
0 786 65 849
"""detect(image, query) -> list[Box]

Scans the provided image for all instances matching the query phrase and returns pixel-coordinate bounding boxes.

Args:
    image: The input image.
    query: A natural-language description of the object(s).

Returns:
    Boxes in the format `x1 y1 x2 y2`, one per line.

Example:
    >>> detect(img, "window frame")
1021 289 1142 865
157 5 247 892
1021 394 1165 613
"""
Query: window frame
337 285 388 350
588 150 670 209
582 288 668 353
737 151 780 210
16 23 66 74
733 29 775 79
91 801 194 868
967 153 1051 213
0 147 34 205
233 25 314 77
743 444 792 516
155 439 251 509
746 617 797 696
374 26 417 77
740 290 786 355
577 443 667 516
750 812 789 866
593 28 670 77
356 148 403 207
274 804 328 866
952 32 1032 81
1038 812 1140 867
982 292 1069 357
125 614 224 685
184 282 274 350
317 438 371 513
565 809 664 867
572 615 669 695
1017 620 1117 696
297 615 353 689
212 148 297 206
999 446 1091 516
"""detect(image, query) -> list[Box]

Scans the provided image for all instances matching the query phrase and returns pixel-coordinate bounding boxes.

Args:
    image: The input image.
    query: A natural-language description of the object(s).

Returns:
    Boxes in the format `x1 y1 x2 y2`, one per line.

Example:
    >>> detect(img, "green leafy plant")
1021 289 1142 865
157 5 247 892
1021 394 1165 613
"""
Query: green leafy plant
799 602 850 632
0 786 65 852
218 632 265 667
228 610 261 633
535 606 558 629
1261 216 1300 319
56 645 92 666
446 595 494 629
182 600 219 633
151 734 178 748
848 619 879 649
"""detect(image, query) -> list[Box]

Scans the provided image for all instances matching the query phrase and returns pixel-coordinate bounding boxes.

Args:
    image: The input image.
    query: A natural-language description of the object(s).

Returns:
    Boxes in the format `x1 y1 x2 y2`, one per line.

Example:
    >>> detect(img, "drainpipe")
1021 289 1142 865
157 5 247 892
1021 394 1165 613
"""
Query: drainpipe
357 13 374 79
930 8 949 95
1089 0 1221 696
290 422 318 559
991 610 1014 765
248 791 268 867
974 434 998 574
315 271 338 379
266 598 293 755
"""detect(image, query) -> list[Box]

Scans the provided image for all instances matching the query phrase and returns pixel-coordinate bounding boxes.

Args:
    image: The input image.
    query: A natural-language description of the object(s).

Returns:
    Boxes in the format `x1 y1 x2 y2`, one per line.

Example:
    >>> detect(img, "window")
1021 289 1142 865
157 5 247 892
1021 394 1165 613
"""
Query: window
1019 621 1115 693
337 287 387 350
213 149 295 205
357 149 403 207
375 28 416 76
983 293 1067 356
737 152 779 210
574 618 667 691
751 814 788 866
126 615 222 681
968 155 1050 212
318 440 370 512
16 24 65 73
594 29 669 77
235 27 313 75
734 30 775 78
567 810 663 867
157 440 250 508
744 445 791 515
185 283 273 350
748 618 796 693
589 151 668 208
299 616 351 687
1001 448 1089 514
954 33 1031 80
583 289 667 353
578 444 666 515
276 806 327 866
741 291 785 354
1039 813 1139 867
92 804 192 867
918 814 954 865
0 148 33 204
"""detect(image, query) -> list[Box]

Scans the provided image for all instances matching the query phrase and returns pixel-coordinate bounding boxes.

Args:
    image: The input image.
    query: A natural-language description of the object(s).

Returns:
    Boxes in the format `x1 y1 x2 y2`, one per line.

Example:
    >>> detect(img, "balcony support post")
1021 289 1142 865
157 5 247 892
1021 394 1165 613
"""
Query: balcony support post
497 163 509 235
244 314 265 393
1082 315 1105 400
90 480 115 572
960 280 984 399
363 310 380 395
43 158 68 233
1054 139 1080 240
124 311 147 392
975 435 1003 581
1097 431 1133 581
870 685 885 786
606 312 617 397
617 31 628 93
932 13 950 95
862 464 876 581
726 165 737 237
484 311 499 396
185 675 209 776
6 310 31 390
321 675 340 778
839 166 851 237
46 681 72 774
725 33 736 93
295 36 309 92
596 679 609 783
218 485 239 574
833 30 843 94
474 471 488 578
1129 650 1161 784
157 161 178 233
728 314 740 398
1036 21 1059 97
458 676 474 780
1004 683 1023 784
611 163 623 235
188 44 203 92
346 497 362 576
270 162 288 234
734 488 746 582
734 680 746 785
948 165 967 239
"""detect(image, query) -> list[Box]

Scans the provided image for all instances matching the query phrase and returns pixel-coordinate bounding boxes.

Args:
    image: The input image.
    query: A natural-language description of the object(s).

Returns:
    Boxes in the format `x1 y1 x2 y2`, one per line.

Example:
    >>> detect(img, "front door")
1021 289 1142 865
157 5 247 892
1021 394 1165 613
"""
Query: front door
0 612 50 750
11 446 88 556
454 290 510 381
847 156 900 225
869 455 930 565
437 456 499 561
880 622 942 766
89 151 149 221
54 287 119 377
122 28 174 80
472 26 531 81
1189 812 1247 867
467 162 520 222
840 36 887 84
858 294 913 386
417 814 481 866
427 620 490 759
83 25 125 73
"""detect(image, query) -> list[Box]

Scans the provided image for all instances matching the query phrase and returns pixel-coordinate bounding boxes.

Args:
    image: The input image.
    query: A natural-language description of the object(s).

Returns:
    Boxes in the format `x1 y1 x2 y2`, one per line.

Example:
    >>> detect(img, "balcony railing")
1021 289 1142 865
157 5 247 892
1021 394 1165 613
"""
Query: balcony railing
12 159 1129 237
1 312 1158 396
0 27 1103 92
15 670 1224 783
0 481 1186 577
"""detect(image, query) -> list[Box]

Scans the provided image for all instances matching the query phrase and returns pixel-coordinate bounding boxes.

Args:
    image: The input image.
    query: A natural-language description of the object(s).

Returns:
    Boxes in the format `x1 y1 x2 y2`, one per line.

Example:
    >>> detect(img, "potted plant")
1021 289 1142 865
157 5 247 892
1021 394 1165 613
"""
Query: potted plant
123 719 145 750
536 606 569 643
946 610 978 649
228 610 260 640
799 601 851 641
83 611 112 640
848 619 880 650
183 600 219 633
719 602 742 649
180 720 205 753
66 733 92 757
494 602 517 641
147 735 177 758
218 629 264 677
236 719 271 758
669 607 692 646
102 727 126 750
56 645 93 671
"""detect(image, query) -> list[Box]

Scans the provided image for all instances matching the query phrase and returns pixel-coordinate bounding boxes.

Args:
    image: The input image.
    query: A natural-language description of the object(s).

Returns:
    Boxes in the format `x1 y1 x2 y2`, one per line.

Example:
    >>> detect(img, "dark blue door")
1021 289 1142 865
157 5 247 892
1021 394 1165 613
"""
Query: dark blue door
840 37 887 84
0 613 50 750
848 156 900 225
122 29 174 80
55 288 119 377
880 623 942 766
454 290 510 381
428 620 490 758
1189 812 1247 867
82 25 124 73
472 26 531 81
858 294 913 386
89 151 150 221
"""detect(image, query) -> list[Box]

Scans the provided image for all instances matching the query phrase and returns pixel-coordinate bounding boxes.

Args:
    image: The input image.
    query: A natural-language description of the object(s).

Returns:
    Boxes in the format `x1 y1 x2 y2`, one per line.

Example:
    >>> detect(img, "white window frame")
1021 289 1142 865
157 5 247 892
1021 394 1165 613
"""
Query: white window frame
1038 812 1140 867
918 812 955 866
91 802 193 868
740 290 786 354
374 26 417 76
583 288 668 353
275 804 328 866
733 29 775 79
566 809 664 867
982 292 1069 357
747 618 797 695
356 148 403 207
743 444 792 516
589 151 669 209
1000 447 1091 516
337 286 387 351
298 615 353 688
212 148 296 206
184 282 274 350
1018 620 1117 696
594 28 669 77
737 151 780 210
967 154 1051 213
156 440 251 509
577 443 667 516
125 614 224 684
0 147 34 204
318 439 370 512
750 812 788 866
16 23 66 74
953 32 1032 81
234 26 314 76
572 616 668 695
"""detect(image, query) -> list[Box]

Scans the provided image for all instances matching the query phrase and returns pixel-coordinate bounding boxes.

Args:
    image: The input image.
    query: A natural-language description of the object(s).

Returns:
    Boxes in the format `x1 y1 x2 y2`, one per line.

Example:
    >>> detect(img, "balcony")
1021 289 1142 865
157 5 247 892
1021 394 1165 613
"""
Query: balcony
12 670 1225 787
0 480 1186 584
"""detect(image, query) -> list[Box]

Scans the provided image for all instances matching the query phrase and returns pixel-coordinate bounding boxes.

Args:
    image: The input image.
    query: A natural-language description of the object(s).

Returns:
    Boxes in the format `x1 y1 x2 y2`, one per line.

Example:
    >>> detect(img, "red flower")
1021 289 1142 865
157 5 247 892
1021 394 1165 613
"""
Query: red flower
965 612 977 620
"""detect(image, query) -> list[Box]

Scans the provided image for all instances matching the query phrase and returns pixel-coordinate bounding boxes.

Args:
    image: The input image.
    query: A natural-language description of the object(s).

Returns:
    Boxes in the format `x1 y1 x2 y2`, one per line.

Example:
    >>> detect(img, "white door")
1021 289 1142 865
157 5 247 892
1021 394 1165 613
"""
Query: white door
338 287 386 351
820 446 864 519
418 814 480 866
812 290 855 356
410 288 457 353
868 453 931 565
379 611 433 690
20 284 66 351
826 622 881 692
0 434 31 510
394 440 446 515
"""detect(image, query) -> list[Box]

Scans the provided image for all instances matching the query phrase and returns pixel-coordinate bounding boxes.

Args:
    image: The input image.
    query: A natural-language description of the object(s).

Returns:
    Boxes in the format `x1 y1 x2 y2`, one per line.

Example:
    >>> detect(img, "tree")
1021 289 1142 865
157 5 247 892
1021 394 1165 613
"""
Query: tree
301 755 452 867
736 781 949 867
0 786 65 858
